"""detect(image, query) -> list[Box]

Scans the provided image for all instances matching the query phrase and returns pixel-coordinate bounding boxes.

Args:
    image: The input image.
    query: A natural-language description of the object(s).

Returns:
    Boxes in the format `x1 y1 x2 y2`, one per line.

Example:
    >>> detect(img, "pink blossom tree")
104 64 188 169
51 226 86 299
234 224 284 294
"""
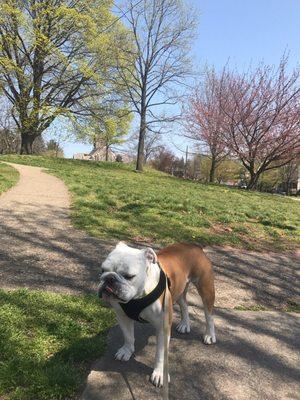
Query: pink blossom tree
221 56 300 189
184 68 228 182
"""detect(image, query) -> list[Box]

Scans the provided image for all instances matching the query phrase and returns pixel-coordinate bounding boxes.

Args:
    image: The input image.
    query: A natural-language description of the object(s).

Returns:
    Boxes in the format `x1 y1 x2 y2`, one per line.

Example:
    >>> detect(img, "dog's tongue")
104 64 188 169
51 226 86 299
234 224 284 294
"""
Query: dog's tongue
105 285 114 294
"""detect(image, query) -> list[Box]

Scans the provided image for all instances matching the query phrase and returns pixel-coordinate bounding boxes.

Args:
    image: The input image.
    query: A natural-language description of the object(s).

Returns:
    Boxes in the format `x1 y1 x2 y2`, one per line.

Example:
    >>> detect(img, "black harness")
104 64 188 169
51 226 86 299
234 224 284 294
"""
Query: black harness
119 263 170 323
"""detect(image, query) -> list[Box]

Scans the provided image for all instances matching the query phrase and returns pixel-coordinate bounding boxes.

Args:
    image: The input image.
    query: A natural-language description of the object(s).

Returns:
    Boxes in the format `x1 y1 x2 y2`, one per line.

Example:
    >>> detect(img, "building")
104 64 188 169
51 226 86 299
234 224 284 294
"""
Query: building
73 139 133 164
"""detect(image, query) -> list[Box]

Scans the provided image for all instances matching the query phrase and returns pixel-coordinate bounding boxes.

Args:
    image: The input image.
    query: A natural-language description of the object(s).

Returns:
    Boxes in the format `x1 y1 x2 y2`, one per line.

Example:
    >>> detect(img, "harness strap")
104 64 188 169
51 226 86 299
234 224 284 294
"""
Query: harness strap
119 262 170 323
163 272 170 399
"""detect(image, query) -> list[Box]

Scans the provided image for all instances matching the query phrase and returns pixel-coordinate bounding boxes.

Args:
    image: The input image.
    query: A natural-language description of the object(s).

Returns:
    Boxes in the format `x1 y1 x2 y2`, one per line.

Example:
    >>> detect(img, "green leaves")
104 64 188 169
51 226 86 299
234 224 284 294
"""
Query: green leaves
0 0 130 152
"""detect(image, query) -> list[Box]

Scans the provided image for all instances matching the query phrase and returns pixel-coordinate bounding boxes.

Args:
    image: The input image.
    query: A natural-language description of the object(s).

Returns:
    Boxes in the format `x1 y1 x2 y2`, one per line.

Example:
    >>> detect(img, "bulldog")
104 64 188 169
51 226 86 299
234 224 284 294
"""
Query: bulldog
98 242 216 387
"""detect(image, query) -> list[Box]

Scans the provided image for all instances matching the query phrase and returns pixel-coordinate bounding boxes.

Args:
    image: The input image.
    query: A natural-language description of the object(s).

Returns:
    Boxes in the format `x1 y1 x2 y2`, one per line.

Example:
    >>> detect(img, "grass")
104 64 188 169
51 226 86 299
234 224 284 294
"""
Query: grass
0 162 19 195
234 302 300 313
285 301 300 313
1 154 299 252
0 289 114 400
234 305 269 312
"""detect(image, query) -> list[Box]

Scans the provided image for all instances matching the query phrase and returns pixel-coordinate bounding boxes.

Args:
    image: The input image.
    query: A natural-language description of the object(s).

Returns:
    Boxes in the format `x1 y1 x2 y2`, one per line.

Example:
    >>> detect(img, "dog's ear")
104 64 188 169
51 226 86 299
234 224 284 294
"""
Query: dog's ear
143 247 157 263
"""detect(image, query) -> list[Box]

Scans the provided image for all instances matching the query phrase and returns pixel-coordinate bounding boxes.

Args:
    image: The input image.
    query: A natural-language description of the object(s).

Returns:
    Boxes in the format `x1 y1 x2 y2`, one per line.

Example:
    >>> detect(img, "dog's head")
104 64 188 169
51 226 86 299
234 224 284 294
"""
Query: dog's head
98 242 157 303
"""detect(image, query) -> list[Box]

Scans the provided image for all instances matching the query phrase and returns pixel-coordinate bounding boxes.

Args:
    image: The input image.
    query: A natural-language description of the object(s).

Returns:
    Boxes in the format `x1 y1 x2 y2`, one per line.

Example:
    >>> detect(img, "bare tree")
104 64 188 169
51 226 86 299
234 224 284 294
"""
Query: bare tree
116 0 196 171
221 56 300 189
144 131 164 162
127 130 163 163
184 68 228 182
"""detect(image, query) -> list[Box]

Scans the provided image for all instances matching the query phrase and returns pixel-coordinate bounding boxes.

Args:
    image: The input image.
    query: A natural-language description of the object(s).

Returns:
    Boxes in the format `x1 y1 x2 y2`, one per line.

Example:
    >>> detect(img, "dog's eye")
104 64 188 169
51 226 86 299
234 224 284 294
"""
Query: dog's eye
123 274 135 280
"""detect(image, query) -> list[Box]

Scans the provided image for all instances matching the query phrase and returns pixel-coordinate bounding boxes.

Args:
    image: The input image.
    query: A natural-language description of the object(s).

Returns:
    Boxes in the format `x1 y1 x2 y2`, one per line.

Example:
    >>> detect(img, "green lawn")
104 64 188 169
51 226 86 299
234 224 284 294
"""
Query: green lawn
0 289 114 400
1 155 299 251
0 162 19 194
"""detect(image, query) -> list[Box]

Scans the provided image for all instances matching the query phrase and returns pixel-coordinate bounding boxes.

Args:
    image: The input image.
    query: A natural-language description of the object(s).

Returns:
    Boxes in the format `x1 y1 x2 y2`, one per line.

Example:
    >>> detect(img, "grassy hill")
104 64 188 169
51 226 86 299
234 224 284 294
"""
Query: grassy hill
0 162 19 195
1 155 299 252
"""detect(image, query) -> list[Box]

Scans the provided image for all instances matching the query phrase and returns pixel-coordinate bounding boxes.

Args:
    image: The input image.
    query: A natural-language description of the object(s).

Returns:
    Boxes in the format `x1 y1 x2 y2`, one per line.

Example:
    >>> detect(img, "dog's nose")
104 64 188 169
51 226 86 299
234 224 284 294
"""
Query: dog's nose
104 273 117 285
106 277 115 285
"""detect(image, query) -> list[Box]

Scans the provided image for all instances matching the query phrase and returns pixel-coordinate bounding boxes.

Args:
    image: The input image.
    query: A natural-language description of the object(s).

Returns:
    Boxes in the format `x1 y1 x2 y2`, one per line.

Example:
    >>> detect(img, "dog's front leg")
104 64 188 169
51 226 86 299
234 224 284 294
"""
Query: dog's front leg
114 310 135 361
150 320 170 387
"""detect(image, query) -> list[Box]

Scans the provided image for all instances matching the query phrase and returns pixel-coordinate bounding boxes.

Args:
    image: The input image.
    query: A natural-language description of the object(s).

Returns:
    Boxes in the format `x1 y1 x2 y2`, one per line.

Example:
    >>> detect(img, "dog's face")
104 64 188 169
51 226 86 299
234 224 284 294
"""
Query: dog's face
98 242 157 303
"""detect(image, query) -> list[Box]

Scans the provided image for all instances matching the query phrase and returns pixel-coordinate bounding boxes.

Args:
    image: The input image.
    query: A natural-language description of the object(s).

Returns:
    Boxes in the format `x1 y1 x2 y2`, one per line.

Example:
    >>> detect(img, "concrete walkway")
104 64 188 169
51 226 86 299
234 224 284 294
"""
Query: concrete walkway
0 163 299 400
83 305 300 400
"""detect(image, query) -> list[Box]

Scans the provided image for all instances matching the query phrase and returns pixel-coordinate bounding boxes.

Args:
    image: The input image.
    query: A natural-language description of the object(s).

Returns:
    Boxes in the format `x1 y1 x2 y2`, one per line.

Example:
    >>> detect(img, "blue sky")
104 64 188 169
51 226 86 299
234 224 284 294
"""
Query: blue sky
61 0 300 158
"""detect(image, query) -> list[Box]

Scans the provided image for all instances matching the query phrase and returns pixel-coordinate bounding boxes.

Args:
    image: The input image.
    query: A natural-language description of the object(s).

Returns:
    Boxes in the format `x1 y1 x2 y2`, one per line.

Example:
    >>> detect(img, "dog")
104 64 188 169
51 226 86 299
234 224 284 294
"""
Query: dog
98 242 216 387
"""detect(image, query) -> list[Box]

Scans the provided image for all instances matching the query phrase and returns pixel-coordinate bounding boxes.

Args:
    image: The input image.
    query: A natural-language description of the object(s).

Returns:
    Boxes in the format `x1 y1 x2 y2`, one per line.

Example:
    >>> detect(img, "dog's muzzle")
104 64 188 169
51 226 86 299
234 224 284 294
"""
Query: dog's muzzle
98 273 121 300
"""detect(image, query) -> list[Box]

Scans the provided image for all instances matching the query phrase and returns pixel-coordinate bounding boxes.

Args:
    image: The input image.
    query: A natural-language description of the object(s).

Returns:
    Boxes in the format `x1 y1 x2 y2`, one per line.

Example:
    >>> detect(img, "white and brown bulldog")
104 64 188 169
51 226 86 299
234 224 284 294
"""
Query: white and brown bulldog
98 242 216 387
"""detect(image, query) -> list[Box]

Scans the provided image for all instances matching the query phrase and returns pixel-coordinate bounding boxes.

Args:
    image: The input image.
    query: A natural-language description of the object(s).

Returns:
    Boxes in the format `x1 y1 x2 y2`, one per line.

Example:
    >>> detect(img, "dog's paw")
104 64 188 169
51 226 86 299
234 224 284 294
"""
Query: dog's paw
203 334 216 345
150 369 170 388
114 346 133 361
176 321 190 334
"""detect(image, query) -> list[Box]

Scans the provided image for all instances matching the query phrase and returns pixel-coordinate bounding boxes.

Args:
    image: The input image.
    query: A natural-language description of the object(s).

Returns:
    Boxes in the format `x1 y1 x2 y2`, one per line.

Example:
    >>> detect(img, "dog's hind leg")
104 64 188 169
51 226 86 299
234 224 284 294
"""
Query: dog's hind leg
176 282 191 334
203 302 216 344
195 273 216 345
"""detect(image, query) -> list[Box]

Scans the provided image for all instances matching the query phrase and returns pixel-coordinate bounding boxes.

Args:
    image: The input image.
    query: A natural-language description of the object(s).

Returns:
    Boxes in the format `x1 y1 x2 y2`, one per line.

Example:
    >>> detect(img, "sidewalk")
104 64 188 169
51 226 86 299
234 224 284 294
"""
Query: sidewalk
82 288 300 400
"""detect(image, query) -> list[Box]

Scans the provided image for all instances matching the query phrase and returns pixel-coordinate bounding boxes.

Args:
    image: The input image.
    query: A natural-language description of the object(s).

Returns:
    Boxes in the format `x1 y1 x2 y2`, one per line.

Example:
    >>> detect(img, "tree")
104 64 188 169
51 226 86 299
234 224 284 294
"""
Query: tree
220 56 300 189
0 0 124 154
214 159 242 184
151 146 177 172
45 139 64 157
0 95 45 153
184 68 228 182
73 107 132 161
115 0 196 171
95 116 129 162
127 130 163 163
279 161 299 195
0 96 17 153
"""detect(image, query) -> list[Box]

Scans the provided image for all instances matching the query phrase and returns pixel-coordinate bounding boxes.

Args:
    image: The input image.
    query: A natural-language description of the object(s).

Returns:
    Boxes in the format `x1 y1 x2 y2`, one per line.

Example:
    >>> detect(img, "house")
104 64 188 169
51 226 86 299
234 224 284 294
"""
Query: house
89 146 115 162
73 139 133 164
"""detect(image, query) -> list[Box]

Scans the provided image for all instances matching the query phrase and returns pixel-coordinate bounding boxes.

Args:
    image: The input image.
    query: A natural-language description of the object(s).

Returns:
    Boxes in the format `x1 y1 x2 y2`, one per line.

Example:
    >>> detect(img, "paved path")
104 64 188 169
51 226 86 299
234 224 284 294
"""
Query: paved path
0 162 112 294
0 163 299 400
83 307 300 400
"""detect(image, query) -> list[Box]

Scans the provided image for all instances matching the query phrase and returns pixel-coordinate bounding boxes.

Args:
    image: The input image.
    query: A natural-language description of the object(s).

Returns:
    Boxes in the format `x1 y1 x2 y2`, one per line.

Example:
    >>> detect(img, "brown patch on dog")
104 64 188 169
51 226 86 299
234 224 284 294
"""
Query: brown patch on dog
157 243 215 311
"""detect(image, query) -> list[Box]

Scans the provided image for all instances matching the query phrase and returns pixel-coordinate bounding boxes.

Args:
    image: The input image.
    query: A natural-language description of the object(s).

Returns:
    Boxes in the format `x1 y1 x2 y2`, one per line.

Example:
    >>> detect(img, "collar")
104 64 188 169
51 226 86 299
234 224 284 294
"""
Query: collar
119 261 170 323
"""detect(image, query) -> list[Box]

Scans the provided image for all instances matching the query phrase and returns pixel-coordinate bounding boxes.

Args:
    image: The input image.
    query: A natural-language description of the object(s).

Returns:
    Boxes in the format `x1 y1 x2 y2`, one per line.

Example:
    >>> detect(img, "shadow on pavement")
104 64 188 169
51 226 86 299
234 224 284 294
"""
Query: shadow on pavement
0 201 113 294
83 309 300 400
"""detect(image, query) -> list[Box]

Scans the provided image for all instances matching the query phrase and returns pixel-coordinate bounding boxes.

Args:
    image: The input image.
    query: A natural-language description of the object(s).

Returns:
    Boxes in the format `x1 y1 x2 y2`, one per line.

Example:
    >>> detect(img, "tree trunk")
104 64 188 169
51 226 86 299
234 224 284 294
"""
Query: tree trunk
247 172 260 190
105 145 109 162
209 156 217 183
285 178 291 195
136 109 146 171
20 133 34 155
